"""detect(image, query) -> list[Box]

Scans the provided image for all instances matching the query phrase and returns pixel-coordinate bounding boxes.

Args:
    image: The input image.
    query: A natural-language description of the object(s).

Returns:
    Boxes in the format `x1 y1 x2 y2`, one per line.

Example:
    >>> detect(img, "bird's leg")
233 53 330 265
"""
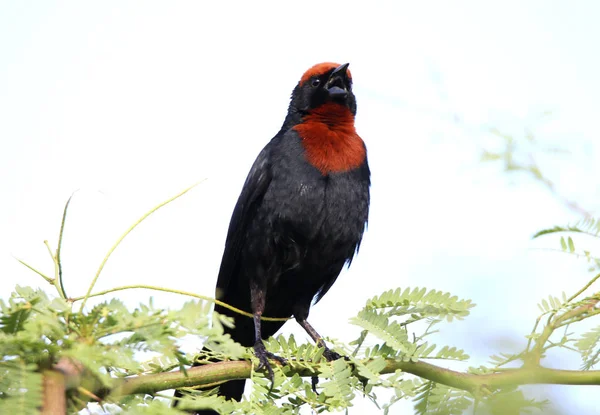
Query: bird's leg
250 283 286 385
296 318 341 362
296 317 342 393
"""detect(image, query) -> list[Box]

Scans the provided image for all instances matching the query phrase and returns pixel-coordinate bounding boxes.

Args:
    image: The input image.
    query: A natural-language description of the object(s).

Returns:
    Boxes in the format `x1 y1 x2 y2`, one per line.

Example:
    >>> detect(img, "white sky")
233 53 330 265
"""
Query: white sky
2 2 600 414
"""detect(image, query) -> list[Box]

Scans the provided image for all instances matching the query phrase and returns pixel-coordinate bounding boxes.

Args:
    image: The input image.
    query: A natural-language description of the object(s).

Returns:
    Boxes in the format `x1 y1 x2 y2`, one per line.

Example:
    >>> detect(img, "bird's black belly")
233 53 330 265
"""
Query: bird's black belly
249 168 369 320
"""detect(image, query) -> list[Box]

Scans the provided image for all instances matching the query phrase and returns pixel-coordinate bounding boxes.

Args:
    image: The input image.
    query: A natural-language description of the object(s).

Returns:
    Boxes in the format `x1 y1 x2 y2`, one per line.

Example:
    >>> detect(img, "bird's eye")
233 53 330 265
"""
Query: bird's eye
311 78 321 87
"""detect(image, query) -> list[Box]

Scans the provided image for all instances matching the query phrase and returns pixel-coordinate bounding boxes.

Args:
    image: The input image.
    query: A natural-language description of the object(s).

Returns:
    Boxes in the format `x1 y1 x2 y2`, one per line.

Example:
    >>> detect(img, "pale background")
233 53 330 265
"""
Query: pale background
1 1 600 413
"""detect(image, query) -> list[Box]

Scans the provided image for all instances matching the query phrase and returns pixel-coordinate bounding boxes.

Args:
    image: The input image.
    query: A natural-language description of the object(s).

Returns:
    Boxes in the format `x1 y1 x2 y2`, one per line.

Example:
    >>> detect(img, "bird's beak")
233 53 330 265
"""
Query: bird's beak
326 63 350 100
330 62 350 78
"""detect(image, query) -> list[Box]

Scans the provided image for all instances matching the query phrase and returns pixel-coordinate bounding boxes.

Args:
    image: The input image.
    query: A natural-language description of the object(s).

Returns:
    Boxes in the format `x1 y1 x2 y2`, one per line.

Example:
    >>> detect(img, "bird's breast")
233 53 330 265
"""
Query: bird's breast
294 120 366 175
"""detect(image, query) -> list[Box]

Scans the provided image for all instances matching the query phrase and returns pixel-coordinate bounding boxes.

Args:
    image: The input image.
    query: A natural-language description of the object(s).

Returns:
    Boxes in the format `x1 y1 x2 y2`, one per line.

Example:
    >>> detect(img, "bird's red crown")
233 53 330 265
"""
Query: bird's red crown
299 62 353 86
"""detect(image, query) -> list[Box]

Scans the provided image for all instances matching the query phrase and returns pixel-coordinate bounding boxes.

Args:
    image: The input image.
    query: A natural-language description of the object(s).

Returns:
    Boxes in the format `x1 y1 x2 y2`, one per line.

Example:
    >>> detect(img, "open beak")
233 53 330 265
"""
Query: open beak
326 63 350 100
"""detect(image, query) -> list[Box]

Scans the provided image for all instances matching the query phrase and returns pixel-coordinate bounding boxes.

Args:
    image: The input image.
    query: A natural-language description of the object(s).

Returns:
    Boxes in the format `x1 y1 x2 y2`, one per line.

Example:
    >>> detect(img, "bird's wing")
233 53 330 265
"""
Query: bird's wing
215 146 272 299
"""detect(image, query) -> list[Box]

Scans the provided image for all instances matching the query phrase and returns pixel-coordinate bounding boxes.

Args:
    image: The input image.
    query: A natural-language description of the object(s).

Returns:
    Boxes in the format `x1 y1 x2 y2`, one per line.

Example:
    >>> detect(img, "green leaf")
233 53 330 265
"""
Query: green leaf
414 381 471 415
0 361 43 414
0 306 31 334
560 236 567 251
350 309 411 355
575 326 600 370
568 236 575 253
354 356 387 383
534 218 600 239
484 389 548 414
533 226 569 239
320 358 355 409
434 345 469 361
365 287 474 323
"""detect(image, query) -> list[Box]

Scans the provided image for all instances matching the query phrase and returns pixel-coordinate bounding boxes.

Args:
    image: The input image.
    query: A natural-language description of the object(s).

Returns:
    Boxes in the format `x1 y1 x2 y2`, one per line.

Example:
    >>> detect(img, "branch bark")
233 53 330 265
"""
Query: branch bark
42 370 66 415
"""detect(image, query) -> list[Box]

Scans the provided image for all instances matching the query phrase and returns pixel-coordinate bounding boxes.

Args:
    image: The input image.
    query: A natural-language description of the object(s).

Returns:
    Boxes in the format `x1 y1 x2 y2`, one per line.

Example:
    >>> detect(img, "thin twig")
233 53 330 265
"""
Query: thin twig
13 257 54 284
70 284 290 322
79 181 204 312
567 273 600 303
55 193 75 299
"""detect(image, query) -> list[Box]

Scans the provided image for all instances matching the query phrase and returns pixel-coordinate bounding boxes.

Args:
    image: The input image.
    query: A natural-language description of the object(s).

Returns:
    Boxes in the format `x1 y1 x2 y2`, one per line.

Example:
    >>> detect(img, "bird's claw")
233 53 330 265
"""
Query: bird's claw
311 375 319 393
253 341 287 388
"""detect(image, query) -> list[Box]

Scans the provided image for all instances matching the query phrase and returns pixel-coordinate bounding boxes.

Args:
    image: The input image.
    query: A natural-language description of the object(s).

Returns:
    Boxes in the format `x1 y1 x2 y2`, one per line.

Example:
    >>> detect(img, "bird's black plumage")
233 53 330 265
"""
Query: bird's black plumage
175 62 370 414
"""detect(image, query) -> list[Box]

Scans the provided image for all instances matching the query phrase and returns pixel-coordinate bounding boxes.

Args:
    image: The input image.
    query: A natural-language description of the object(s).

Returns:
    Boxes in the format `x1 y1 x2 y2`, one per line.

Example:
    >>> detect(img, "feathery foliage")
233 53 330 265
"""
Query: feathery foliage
575 326 600 370
4 187 600 414
0 360 43 414
414 381 471 415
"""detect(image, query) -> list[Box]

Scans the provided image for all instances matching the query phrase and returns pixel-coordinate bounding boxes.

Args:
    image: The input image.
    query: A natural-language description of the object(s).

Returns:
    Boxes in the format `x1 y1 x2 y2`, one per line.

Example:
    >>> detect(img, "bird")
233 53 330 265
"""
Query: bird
175 62 370 414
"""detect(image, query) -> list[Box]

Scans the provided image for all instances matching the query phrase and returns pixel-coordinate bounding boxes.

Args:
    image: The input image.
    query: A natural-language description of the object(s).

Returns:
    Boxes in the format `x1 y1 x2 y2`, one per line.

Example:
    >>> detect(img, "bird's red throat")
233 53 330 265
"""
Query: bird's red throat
294 103 366 175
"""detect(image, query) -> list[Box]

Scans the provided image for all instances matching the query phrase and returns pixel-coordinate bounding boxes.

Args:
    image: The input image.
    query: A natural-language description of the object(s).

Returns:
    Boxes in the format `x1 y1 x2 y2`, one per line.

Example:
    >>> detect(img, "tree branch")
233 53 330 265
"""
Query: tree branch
78 358 600 403
42 370 66 415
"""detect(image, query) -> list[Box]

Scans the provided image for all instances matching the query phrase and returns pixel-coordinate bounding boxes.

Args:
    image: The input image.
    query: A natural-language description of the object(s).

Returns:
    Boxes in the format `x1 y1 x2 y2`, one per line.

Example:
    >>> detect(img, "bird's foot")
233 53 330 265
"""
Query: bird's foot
322 347 342 362
253 341 287 387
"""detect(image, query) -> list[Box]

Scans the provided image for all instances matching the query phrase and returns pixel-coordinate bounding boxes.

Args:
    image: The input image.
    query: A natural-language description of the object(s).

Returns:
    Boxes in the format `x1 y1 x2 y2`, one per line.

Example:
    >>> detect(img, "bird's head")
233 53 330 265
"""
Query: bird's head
287 62 365 174
290 62 356 117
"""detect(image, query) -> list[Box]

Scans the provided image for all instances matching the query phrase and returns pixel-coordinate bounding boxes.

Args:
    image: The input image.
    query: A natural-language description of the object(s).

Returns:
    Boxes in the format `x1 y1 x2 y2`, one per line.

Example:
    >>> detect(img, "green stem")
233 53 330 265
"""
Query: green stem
14 257 54 284
529 298 600 365
55 194 75 300
44 240 66 300
567 273 600 303
78 182 203 312
70 284 290 322
526 273 600 363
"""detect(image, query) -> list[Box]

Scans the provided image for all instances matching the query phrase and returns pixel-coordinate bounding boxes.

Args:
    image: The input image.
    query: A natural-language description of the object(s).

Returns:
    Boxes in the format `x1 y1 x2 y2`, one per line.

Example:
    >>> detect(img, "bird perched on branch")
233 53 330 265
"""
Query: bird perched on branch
175 62 370 414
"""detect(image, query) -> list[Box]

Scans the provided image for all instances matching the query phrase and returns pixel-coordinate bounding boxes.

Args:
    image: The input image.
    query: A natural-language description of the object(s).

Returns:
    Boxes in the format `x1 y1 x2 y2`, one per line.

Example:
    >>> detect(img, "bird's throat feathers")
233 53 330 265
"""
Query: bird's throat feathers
294 103 366 175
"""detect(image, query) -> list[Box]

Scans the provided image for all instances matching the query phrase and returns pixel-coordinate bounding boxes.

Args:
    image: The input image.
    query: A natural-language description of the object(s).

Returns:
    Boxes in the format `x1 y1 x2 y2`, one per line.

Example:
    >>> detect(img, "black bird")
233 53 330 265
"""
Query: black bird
176 62 370 414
